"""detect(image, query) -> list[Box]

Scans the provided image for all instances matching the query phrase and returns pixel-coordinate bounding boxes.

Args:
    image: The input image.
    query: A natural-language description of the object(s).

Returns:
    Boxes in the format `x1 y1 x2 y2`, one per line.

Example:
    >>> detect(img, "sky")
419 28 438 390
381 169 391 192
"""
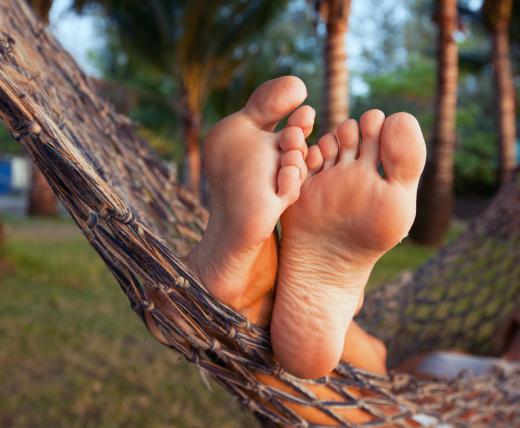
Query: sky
49 0 104 76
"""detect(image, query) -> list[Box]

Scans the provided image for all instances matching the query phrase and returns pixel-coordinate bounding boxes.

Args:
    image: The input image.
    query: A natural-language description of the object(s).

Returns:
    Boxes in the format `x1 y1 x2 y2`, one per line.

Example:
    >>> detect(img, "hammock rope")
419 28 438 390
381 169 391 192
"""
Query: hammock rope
361 181 520 366
0 1 519 426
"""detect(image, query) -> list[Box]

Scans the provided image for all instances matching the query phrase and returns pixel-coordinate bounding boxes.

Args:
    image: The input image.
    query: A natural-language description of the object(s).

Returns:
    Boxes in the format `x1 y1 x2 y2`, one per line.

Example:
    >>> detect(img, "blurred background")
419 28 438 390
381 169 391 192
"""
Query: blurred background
0 0 518 426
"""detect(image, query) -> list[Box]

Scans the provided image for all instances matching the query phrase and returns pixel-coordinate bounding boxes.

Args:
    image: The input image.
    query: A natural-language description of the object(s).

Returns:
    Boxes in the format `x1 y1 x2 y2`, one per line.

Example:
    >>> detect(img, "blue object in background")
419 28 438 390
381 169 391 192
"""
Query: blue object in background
0 159 12 194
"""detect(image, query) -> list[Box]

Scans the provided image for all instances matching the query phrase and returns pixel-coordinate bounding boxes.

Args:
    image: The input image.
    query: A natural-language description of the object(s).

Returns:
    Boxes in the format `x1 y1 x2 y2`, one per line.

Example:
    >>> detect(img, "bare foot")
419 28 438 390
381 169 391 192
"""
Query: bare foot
187 76 315 322
271 110 426 378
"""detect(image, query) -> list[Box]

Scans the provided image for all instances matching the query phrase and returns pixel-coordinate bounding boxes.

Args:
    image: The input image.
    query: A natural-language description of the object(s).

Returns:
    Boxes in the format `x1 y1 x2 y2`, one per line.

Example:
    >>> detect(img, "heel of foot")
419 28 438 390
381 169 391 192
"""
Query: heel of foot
271 273 363 379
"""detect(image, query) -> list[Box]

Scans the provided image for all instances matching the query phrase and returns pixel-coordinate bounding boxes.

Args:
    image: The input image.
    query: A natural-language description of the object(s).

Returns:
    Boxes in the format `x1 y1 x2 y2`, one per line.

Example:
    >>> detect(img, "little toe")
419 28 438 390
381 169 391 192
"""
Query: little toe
243 76 307 131
280 126 308 159
318 133 339 169
359 109 385 167
380 112 426 187
277 165 302 204
287 105 316 138
336 119 360 164
306 145 324 175
281 150 307 183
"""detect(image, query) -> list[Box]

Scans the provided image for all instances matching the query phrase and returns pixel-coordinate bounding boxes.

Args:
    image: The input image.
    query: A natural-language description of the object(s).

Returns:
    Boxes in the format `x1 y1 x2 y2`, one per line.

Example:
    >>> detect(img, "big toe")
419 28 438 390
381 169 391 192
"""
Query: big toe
243 76 307 131
380 112 426 187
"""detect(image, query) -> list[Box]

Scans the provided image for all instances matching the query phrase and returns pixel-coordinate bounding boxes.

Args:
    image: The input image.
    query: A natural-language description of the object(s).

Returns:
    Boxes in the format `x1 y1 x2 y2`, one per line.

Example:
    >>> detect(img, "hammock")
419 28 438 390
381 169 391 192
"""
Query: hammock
0 1 519 426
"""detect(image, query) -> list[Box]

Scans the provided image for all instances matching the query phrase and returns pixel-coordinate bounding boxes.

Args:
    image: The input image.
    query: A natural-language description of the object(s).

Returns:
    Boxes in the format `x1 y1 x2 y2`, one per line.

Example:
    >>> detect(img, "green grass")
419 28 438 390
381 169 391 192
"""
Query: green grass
0 217 464 427
0 218 256 428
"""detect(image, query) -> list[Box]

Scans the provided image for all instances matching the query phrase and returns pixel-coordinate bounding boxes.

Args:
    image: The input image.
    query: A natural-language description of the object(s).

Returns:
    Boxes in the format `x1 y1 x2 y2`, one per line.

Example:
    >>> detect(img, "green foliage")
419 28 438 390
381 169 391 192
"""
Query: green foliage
207 2 323 130
74 1 308 165
351 0 511 197
76 0 291 106
510 0 520 66
88 31 184 161
454 72 498 195
82 0 322 162
352 57 436 130
67 0 512 197
0 123 21 155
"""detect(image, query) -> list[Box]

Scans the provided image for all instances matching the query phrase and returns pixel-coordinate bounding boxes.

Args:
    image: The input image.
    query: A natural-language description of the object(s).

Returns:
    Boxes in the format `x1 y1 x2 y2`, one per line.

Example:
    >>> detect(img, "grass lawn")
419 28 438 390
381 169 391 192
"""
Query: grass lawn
0 217 462 427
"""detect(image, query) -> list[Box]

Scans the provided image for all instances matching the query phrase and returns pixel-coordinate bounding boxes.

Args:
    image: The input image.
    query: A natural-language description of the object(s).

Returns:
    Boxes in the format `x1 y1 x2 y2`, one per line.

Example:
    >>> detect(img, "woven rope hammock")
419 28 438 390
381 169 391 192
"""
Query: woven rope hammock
0 1 519 426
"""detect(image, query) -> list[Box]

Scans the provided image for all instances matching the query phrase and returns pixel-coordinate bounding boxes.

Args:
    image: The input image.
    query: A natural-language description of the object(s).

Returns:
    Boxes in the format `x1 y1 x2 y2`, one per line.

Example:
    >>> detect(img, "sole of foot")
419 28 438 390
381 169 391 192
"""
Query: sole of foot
271 109 426 378
187 76 315 325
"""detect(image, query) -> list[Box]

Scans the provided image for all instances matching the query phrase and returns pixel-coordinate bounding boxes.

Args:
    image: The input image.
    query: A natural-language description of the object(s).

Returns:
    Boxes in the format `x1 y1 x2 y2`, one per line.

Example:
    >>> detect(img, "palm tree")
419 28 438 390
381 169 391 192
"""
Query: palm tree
27 164 60 216
28 0 52 23
73 0 286 198
315 0 351 135
27 0 58 216
410 0 459 247
484 0 517 184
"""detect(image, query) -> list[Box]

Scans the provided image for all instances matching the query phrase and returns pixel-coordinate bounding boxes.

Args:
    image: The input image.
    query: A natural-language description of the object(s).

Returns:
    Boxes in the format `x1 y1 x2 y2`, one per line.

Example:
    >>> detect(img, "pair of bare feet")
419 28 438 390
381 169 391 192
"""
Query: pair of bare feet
187 76 426 379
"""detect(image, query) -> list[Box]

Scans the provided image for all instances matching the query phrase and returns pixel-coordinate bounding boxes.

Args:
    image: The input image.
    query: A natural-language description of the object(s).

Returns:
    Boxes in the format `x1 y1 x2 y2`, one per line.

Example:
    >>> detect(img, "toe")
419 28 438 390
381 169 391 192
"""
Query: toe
287 105 316 138
281 150 308 183
277 165 302 204
280 126 308 159
336 119 360 164
243 76 307 131
380 112 426 187
318 133 339 169
359 109 385 167
306 145 324 175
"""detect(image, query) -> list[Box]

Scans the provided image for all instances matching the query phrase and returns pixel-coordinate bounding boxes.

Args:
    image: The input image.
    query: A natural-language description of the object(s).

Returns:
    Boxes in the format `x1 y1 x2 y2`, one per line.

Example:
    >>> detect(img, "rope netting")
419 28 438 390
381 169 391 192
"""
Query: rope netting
0 1 519 426
361 180 520 367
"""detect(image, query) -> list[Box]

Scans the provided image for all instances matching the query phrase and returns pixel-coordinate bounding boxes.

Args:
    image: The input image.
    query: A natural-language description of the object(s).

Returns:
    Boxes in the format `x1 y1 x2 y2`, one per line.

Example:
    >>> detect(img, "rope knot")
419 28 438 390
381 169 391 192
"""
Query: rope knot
97 204 134 225
97 204 115 219
226 326 236 339
208 339 220 353
239 318 252 330
114 209 134 224
256 384 269 400
87 211 98 229
175 277 190 288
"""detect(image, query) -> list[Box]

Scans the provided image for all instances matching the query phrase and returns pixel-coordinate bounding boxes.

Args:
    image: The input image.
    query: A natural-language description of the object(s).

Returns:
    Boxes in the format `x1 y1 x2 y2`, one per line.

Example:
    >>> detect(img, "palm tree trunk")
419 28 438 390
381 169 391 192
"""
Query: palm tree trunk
491 4 517 184
319 0 351 135
180 95 202 199
26 0 57 216
410 0 458 247
28 164 58 216
28 0 52 24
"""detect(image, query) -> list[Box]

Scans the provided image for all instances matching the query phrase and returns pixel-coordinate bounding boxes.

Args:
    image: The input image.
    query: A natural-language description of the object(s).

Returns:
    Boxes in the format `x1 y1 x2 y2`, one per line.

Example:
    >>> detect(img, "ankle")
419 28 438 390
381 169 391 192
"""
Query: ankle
187 227 273 311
